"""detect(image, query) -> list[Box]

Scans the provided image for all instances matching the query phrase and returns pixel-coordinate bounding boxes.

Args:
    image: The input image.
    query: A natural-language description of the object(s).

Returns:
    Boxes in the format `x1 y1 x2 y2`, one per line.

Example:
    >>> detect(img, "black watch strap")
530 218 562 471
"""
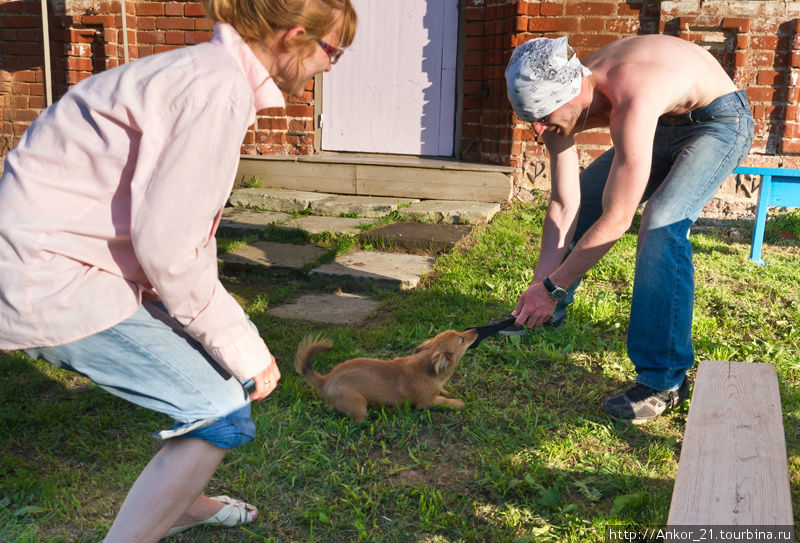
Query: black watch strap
542 276 558 293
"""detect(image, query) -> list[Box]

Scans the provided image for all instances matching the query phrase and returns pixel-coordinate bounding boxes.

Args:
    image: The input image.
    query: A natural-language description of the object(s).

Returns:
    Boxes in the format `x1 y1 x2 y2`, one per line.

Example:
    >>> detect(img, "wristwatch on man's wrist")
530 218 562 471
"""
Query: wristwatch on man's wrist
542 277 568 301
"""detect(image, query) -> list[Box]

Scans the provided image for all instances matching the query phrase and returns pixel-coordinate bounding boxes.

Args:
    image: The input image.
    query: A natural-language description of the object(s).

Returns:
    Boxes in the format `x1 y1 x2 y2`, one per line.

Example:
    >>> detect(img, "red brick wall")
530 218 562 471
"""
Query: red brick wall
3 0 800 213
500 0 800 213
0 0 312 159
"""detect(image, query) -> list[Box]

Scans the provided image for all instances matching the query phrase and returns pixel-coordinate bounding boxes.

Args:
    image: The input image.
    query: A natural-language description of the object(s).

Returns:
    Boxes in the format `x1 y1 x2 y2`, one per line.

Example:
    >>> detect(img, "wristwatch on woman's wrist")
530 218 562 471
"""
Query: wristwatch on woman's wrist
542 277 568 301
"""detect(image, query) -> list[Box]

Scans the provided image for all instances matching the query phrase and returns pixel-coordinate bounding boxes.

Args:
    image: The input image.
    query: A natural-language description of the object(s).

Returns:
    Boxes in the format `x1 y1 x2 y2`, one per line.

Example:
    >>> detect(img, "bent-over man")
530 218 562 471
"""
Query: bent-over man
505 35 753 423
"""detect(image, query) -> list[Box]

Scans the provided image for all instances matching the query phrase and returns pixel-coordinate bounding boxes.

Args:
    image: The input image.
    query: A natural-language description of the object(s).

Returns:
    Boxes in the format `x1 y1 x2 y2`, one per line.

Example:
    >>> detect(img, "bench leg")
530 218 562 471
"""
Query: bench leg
750 175 770 266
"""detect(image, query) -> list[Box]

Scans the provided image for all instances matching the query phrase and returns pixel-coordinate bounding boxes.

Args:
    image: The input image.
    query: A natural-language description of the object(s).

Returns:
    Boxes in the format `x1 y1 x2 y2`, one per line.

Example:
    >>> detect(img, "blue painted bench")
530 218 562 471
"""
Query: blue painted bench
732 166 800 266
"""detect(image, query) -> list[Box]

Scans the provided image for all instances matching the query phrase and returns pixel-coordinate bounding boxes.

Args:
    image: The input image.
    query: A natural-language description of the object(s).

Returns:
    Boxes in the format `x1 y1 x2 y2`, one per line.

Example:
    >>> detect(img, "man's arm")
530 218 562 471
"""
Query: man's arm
514 103 658 327
533 132 582 282
548 103 657 289
513 132 581 327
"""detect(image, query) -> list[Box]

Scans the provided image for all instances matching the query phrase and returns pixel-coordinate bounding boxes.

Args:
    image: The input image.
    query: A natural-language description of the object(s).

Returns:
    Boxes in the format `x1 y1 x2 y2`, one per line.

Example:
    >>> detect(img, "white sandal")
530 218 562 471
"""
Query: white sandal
164 495 257 537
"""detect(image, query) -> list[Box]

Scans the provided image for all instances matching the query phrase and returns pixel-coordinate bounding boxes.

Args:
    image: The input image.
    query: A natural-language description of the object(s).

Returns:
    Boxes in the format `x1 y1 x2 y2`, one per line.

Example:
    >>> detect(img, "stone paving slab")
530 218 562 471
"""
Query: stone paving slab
309 251 435 290
229 188 332 212
310 195 419 218
283 215 378 235
266 292 380 324
359 222 472 253
397 200 502 224
219 241 326 274
217 207 291 236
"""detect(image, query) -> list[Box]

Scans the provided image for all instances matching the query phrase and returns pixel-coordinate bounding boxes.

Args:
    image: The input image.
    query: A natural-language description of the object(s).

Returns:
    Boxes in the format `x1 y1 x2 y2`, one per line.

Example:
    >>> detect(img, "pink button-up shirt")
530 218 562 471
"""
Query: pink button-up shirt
0 23 284 380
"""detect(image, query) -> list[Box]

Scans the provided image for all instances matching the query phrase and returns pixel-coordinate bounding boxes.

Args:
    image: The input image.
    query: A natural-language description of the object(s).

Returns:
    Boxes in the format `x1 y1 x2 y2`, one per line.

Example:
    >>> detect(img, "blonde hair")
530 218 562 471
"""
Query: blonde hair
202 0 357 54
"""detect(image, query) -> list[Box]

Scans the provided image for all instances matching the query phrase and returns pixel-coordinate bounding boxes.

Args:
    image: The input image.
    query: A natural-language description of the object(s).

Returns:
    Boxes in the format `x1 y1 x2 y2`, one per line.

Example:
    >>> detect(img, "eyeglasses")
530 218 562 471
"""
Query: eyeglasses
317 39 344 65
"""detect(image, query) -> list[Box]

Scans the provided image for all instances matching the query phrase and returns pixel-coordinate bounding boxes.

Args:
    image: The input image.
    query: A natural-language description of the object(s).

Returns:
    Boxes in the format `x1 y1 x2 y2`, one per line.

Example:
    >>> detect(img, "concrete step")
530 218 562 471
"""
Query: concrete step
309 195 419 218
219 241 327 274
218 207 291 236
220 239 435 292
397 200 502 225
227 188 500 226
308 251 435 291
359 222 472 253
266 292 380 324
283 215 378 235
229 188 331 212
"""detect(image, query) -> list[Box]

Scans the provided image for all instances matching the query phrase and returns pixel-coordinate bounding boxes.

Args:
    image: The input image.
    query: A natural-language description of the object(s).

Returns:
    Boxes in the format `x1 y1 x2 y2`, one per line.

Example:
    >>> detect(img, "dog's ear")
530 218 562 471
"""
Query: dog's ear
413 338 434 354
429 351 454 375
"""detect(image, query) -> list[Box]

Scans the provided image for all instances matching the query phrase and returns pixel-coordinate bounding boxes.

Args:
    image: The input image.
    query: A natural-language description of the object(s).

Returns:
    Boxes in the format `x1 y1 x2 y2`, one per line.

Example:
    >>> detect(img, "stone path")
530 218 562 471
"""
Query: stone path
219 187 502 324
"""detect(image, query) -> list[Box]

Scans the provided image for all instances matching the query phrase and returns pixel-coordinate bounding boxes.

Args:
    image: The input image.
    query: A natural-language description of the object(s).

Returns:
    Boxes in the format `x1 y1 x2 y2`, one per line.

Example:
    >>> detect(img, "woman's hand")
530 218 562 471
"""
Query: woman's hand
249 353 281 401
513 282 557 328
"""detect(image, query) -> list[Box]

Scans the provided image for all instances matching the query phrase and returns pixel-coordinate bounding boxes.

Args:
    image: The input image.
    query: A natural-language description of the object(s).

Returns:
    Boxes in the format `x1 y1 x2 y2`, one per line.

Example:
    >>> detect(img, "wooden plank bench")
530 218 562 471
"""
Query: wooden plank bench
668 361 793 526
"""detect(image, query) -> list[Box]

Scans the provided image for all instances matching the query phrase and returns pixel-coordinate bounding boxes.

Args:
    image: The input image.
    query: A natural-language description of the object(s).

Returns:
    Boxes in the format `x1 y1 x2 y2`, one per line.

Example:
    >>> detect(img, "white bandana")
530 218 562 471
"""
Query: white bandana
505 36 592 121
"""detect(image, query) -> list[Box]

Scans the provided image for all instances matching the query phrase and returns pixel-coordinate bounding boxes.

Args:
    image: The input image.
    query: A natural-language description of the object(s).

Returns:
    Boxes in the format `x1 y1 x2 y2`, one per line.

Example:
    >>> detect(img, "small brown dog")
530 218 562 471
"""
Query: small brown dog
294 328 478 422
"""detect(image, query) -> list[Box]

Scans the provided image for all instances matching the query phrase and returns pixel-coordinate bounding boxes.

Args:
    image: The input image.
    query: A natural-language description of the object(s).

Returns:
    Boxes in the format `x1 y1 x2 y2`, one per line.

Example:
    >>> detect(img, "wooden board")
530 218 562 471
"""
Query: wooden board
667 361 793 525
354 164 511 202
237 159 358 194
235 156 513 202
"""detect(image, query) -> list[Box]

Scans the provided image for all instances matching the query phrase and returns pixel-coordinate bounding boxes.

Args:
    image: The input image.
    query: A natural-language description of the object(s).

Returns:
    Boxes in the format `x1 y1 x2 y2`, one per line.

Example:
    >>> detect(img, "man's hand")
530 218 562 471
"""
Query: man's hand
249 353 280 401
513 282 557 328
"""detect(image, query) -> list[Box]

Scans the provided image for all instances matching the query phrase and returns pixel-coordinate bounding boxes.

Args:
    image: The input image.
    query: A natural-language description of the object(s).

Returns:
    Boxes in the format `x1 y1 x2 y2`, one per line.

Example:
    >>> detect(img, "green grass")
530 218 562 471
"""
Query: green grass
2 201 800 542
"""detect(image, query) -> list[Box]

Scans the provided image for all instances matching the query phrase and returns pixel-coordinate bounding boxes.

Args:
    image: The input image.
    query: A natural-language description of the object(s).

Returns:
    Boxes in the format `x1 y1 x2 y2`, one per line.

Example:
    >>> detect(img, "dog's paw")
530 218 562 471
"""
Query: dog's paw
449 398 465 409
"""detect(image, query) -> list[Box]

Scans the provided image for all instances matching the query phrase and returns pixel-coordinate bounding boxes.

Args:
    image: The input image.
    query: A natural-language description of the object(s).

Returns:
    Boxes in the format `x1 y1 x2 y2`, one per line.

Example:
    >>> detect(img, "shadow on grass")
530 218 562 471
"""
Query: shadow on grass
0 300 685 543
7 247 798 542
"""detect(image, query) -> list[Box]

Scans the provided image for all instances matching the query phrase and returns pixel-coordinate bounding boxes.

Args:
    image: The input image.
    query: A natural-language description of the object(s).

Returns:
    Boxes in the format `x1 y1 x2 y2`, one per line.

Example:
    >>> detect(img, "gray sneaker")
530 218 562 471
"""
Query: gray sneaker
602 377 689 425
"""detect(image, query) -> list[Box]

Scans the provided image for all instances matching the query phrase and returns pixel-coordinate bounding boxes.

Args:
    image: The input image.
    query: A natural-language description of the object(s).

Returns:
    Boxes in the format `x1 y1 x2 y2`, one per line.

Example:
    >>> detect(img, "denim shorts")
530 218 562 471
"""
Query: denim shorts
24 302 256 449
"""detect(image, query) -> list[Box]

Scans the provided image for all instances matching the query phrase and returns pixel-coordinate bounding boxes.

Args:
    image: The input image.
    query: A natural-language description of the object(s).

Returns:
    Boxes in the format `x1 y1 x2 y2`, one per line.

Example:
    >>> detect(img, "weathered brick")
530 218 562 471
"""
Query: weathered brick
194 18 214 31
136 2 164 16
137 17 156 30
529 17 578 32
464 37 484 51
570 34 617 49
581 18 606 32
540 2 564 16
137 31 165 44
165 3 183 16
285 104 313 117
565 2 616 16
257 117 287 130
184 3 206 17
757 69 784 85
606 18 639 34
751 36 779 50
80 15 115 27
746 87 778 102
164 31 183 45
155 17 195 30
12 70 37 83
465 21 484 37
722 17 751 33
66 57 93 71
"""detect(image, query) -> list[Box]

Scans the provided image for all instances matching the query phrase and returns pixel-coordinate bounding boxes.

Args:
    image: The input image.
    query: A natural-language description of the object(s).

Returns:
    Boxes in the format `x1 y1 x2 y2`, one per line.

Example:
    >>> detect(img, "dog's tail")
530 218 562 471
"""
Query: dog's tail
294 333 333 392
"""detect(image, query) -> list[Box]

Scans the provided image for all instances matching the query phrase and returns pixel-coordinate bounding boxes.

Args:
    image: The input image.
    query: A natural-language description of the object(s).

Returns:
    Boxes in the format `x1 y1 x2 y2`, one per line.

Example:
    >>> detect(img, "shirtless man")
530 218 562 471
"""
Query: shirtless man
505 35 753 423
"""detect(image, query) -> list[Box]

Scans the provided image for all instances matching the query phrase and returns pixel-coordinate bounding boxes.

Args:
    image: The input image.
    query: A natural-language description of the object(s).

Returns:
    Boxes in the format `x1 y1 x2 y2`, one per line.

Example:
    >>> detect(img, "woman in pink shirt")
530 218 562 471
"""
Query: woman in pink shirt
0 0 355 540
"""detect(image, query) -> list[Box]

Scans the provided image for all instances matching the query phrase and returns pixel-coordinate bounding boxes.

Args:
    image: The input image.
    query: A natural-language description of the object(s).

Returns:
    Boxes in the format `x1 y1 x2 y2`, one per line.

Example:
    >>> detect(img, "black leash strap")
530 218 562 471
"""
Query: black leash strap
467 316 517 350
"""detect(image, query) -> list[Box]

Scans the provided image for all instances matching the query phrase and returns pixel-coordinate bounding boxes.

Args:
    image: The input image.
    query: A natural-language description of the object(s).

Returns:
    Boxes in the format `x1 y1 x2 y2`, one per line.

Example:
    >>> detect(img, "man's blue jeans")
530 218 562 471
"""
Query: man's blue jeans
557 90 753 391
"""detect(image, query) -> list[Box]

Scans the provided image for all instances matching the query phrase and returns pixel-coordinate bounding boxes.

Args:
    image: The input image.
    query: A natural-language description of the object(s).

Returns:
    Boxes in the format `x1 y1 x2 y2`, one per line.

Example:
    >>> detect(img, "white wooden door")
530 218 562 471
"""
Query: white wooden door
321 0 458 156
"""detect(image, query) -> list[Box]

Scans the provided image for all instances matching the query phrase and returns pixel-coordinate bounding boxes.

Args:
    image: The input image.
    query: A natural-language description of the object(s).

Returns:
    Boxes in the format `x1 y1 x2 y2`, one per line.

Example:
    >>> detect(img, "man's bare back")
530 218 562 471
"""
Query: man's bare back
584 35 737 122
